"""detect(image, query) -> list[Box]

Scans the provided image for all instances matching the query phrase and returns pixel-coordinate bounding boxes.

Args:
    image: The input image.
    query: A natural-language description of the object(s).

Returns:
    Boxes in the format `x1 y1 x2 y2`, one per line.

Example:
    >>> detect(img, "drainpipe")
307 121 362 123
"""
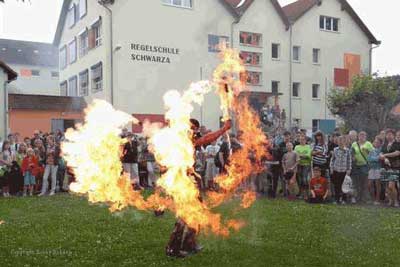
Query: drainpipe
98 0 114 106
369 41 381 75
288 25 293 129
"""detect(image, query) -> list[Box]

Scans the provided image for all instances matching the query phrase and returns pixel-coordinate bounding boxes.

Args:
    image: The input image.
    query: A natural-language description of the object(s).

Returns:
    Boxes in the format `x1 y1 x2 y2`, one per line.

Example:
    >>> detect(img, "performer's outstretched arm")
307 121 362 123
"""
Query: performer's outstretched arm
195 120 231 147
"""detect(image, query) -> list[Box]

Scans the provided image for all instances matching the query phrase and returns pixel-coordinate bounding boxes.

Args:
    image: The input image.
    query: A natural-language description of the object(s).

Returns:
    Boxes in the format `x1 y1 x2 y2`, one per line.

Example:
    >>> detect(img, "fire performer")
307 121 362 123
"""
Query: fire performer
166 118 232 258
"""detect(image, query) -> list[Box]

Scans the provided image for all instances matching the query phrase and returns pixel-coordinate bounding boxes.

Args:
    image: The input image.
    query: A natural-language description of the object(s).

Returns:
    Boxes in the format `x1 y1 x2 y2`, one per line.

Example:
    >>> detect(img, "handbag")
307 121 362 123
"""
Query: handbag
342 175 353 194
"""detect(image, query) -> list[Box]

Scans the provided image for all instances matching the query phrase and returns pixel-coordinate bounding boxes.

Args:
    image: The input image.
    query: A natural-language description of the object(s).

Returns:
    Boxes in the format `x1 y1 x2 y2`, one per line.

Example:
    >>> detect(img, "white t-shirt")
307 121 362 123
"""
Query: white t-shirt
205 145 219 163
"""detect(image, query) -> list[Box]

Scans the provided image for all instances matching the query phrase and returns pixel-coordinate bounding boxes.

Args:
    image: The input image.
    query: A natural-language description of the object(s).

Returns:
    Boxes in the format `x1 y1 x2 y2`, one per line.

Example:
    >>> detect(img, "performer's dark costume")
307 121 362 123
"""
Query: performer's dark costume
166 119 231 257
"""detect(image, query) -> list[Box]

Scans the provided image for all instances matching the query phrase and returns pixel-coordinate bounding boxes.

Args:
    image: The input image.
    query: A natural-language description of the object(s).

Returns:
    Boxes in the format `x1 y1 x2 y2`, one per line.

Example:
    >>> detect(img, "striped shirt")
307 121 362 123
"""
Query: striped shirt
312 143 328 166
330 147 352 173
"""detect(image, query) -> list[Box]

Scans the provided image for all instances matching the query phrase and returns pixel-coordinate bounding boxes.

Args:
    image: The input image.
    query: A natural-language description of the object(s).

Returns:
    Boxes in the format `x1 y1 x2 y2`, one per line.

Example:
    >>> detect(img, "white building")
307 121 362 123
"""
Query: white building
0 60 17 139
53 0 380 131
0 39 60 96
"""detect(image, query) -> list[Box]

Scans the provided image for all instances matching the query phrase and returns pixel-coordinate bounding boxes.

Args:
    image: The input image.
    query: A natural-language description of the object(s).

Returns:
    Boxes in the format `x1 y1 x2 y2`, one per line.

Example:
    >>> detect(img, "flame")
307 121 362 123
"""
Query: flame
61 48 268 238
208 48 269 207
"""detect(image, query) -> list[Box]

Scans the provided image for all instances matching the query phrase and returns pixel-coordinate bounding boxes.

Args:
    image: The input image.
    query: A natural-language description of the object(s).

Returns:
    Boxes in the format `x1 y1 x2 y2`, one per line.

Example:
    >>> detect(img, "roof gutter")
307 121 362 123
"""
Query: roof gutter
98 0 114 106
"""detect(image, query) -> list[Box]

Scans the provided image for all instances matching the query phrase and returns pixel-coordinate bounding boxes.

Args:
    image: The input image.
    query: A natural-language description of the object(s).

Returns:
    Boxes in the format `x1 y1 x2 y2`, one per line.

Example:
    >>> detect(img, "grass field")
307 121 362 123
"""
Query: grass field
1 194 400 267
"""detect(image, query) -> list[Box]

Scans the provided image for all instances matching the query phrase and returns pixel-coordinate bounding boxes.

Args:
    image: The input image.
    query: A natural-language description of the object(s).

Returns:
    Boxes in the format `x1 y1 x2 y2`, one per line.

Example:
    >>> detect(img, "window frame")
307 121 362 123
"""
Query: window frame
243 71 262 86
51 71 59 79
92 20 102 48
79 0 87 19
292 46 301 62
162 0 193 9
239 31 263 47
68 38 77 64
312 84 320 99
208 34 229 53
67 3 77 29
79 69 89 97
271 81 280 94
60 81 68 96
292 82 301 98
31 69 40 77
79 28 89 58
60 46 67 70
313 48 321 64
271 43 280 60
320 16 340 32
91 62 103 93
68 75 78 97
240 51 262 67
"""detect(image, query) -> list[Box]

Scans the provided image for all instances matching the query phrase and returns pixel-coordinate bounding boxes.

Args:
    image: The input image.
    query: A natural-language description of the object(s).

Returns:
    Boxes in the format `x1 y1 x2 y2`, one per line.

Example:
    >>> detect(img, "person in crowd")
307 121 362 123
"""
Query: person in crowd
349 130 358 146
0 141 14 197
8 134 18 153
378 130 386 143
312 131 328 177
277 131 294 196
122 132 140 189
309 166 329 204
39 136 60 196
380 129 400 207
23 137 32 149
282 142 299 200
55 129 65 144
367 137 382 205
295 134 312 200
330 136 352 204
31 130 43 147
205 140 219 190
351 131 373 203
21 148 39 197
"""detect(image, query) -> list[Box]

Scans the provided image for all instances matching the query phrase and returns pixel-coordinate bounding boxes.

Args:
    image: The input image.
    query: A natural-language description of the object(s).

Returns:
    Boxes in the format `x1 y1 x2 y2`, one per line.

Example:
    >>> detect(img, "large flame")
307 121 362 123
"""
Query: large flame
62 48 268 238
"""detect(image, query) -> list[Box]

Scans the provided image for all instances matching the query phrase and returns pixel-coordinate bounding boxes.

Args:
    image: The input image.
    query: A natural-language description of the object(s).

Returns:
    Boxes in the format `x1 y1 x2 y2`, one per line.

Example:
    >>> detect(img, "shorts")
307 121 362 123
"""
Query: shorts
24 172 36 186
368 169 381 180
352 165 369 178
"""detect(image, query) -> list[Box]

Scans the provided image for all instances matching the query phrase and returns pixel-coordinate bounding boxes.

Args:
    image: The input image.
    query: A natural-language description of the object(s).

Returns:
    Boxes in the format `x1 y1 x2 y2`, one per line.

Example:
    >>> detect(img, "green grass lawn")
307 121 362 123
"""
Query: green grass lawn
1 194 400 267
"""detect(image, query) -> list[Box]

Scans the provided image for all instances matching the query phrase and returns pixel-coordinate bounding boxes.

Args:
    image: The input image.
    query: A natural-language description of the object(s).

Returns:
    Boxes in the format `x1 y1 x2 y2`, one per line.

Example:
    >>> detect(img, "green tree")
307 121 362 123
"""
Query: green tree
328 75 399 138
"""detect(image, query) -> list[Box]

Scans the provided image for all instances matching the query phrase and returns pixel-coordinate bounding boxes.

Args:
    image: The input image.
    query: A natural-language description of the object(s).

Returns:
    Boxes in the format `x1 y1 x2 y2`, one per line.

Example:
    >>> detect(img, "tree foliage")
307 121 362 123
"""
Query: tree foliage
328 75 399 138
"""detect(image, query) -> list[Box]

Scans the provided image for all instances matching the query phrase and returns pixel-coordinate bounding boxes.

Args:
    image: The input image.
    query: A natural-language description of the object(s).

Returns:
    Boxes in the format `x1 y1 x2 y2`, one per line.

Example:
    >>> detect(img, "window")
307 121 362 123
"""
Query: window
60 46 67 69
79 0 87 18
162 0 192 8
312 84 320 99
272 81 279 94
67 4 76 28
60 81 68 96
68 39 77 64
68 76 78 97
79 69 89 96
208 35 229 53
272 43 280 60
79 29 89 57
240 51 261 66
241 71 262 86
320 16 339 32
293 46 301 62
313 48 320 64
239 31 262 47
91 62 103 92
292 82 300 97
51 71 59 78
31 70 40 76
89 19 102 48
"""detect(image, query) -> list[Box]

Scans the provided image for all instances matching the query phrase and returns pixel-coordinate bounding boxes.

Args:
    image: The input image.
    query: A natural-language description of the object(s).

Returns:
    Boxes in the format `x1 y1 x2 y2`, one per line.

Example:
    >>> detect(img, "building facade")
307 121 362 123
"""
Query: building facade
0 39 60 96
0 61 17 140
54 0 379 131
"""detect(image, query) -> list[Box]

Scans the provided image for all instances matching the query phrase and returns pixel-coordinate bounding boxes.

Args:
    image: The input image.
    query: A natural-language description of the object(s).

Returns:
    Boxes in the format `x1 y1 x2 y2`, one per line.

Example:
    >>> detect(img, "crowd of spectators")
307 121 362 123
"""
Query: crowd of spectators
3 125 400 209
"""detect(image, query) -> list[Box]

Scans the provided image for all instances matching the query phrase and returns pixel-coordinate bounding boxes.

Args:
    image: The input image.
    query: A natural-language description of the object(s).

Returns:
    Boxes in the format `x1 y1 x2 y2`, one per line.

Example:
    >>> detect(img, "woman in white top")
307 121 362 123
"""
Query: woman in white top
0 141 15 197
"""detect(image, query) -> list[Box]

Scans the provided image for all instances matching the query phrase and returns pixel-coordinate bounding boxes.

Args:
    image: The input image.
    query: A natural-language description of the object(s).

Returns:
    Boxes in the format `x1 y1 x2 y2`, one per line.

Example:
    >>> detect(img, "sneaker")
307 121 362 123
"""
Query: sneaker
341 201 346 205
373 201 380 206
351 197 357 204
23 192 27 197
29 192 33 197
49 191 55 196
38 192 46 197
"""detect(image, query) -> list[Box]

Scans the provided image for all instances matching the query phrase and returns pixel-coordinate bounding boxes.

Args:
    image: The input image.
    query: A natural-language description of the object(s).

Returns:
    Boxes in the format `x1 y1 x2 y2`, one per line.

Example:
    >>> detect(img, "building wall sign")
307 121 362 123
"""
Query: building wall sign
130 43 180 64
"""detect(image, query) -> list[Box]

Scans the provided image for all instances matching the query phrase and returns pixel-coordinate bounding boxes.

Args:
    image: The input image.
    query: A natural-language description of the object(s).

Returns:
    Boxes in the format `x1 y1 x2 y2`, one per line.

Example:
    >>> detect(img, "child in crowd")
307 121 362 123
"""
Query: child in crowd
0 141 14 197
205 140 219 190
21 148 39 196
282 142 299 200
309 166 329 203
367 138 382 205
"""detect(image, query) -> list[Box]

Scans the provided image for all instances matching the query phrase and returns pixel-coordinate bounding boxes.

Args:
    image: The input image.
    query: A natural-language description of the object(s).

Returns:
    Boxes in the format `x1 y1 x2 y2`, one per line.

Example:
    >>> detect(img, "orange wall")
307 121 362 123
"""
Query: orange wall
9 109 84 138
